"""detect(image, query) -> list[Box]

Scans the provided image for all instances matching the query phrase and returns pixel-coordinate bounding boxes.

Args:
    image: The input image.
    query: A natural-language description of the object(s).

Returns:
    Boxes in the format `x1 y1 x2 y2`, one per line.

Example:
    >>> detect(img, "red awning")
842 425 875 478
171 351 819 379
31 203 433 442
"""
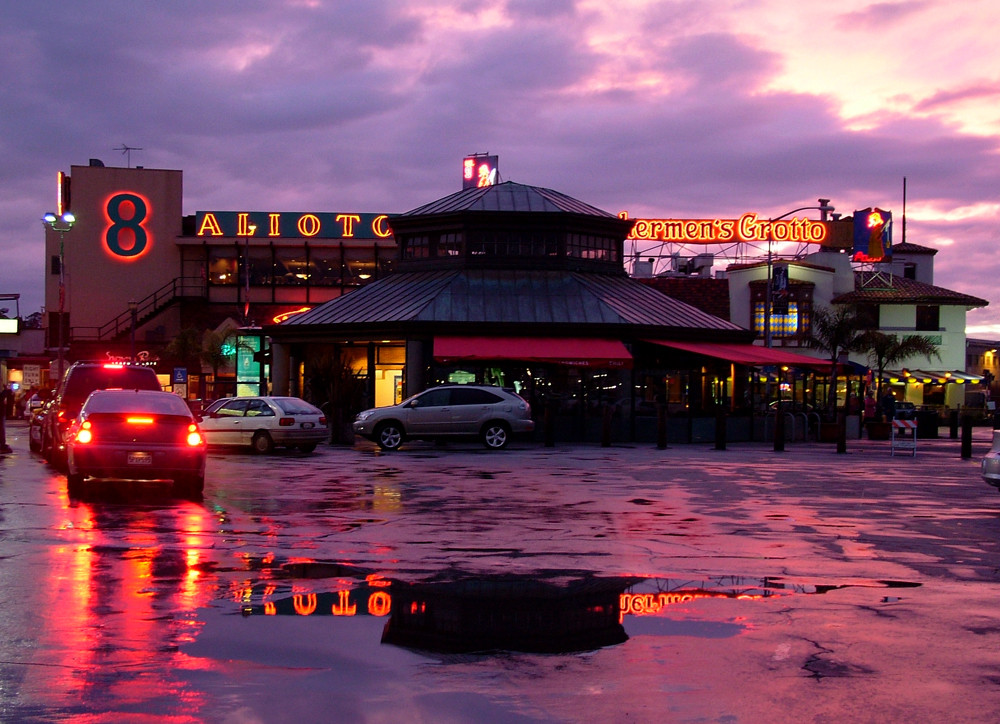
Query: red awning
434 336 633 369
646 340 830 371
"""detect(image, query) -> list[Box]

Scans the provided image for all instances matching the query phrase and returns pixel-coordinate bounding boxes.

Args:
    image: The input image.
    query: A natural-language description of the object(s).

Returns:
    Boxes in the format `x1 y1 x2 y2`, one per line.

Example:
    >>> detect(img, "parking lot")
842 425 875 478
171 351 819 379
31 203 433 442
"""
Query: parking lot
2 420 1000 722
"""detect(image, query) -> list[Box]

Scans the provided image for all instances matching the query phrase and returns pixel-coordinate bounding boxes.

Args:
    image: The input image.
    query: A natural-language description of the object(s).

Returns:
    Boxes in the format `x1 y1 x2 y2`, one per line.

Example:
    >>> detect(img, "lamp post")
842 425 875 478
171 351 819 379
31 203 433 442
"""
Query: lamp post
764 199 835 348
41 211 76 384
129 299 138 362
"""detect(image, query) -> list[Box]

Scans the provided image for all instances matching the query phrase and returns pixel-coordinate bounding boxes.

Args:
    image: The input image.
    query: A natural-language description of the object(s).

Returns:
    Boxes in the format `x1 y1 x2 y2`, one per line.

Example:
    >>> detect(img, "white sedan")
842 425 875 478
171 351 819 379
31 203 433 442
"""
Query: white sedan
199 396 327 453
983 429 1000 490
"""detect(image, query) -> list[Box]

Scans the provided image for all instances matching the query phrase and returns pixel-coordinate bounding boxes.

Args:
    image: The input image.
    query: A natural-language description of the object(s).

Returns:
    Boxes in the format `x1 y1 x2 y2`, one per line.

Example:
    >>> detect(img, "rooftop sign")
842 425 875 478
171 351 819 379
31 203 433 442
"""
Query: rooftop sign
195 211 393 239
622 212 829 245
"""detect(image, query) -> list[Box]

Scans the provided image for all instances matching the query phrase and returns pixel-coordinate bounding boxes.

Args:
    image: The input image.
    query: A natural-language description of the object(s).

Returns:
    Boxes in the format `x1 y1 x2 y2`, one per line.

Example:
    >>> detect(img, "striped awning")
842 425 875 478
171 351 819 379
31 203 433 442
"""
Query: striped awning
882 369 983 384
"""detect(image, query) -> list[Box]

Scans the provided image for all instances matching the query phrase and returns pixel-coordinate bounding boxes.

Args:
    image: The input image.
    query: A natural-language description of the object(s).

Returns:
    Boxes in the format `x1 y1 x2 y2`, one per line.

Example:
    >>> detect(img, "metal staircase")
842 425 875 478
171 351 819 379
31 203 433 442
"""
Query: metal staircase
72 277 206 341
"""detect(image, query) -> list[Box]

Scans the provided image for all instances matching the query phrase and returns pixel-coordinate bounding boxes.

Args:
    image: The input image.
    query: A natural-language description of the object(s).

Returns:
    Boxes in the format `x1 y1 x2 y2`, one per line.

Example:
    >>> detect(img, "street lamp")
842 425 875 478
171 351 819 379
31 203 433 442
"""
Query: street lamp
764 199 835 348
129 299 138 362
41 211 76 383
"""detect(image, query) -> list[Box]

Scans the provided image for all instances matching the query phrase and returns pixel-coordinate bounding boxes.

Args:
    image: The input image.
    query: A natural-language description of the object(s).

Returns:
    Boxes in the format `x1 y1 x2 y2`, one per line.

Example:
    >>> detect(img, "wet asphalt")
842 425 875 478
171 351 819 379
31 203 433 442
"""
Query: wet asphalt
1 420 1000 723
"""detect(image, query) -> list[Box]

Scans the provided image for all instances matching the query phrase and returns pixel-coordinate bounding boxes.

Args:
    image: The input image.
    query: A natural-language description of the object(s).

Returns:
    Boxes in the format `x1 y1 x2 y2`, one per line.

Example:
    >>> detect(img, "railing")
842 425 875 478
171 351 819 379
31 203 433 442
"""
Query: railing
72 276 205 341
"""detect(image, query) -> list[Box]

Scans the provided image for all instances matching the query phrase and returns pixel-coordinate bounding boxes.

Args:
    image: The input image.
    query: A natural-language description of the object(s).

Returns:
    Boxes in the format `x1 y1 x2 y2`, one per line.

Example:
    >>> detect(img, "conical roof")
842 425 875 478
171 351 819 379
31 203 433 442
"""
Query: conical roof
402 181 617 218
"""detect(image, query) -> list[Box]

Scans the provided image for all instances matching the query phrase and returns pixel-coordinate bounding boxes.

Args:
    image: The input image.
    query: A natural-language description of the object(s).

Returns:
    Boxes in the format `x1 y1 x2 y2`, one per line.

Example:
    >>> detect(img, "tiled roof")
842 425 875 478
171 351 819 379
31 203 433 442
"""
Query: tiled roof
636 277 732 321
891 242 937 255
832 272 988 307
277 269 744 333
402 181 617 217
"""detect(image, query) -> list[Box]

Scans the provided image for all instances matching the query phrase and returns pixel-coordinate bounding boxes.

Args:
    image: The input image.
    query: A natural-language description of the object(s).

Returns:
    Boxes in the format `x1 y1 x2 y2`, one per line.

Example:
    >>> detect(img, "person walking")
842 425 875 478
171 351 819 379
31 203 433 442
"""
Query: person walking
0 384 13 454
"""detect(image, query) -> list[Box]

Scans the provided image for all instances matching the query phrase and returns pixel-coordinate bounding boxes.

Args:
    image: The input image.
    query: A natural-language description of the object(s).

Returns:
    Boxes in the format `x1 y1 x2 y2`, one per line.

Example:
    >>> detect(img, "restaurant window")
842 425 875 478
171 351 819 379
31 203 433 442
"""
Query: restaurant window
916 305 940 331
310 246 342 286
208 249 238 285
246 246 273 286
275 247 309 285
343 247 376 284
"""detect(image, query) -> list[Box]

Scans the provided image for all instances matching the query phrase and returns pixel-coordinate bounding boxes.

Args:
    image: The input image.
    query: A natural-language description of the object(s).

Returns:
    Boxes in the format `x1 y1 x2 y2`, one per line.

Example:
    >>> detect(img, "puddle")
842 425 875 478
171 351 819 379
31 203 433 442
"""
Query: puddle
232 564 922 656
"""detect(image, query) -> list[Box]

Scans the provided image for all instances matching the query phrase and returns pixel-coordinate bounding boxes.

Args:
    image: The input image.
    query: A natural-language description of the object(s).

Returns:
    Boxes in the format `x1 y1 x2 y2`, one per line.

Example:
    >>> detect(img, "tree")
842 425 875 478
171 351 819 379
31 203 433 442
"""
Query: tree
304 348 367 444
809 305 865 416
856 331 940 399
163 327 204 371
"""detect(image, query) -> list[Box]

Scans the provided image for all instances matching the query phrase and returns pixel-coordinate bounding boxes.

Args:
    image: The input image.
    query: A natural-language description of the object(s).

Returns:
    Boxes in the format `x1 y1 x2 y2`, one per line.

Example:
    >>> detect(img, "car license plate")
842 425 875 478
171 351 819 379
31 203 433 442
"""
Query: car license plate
301 422 314 429
128 452 152 465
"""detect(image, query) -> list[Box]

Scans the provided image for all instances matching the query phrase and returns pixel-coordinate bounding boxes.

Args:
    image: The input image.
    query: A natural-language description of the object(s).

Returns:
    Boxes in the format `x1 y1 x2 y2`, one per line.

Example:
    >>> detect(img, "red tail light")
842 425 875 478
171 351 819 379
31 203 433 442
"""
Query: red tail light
126 416 155 425
279 417 294 426
186 423 205 446
319 417 326 425
75 421 93 444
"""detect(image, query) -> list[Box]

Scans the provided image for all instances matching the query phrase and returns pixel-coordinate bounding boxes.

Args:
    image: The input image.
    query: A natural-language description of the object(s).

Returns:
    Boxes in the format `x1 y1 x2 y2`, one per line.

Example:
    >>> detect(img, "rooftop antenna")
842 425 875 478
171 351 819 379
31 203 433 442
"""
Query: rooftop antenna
902 176 907 246
113 143 144 168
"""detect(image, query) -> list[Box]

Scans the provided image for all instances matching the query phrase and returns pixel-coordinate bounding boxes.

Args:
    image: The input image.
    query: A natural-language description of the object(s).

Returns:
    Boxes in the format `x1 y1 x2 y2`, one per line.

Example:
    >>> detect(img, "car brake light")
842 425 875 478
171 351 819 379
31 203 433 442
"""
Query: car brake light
319 417 326 425
75 421 93 444
186 423 204 446
126 416 155 425
278 417 295 426
103 363 124 369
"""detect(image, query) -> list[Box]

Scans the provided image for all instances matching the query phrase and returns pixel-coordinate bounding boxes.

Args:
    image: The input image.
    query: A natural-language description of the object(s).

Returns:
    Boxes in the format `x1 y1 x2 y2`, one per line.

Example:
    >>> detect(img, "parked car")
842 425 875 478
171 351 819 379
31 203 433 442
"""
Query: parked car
28 398 52 453
353 385 534 450
198 396 327 453
982 430 1000 490
65 389 207 498
42 361 163 471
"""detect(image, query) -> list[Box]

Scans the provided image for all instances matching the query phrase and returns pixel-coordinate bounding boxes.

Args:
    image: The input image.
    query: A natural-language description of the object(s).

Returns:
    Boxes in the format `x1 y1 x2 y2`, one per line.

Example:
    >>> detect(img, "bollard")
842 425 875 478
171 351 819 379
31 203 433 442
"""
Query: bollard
656 403 668 450
544 400 555 448
715 409 726 451
774 410 785 452
836 413 847 454
961 415 973 459
950 409 959 439
601 403 612 448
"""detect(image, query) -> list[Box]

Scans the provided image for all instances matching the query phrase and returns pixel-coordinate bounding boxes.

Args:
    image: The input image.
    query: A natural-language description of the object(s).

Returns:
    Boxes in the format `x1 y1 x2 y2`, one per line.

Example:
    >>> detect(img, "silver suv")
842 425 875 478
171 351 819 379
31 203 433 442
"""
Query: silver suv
353 385 534 450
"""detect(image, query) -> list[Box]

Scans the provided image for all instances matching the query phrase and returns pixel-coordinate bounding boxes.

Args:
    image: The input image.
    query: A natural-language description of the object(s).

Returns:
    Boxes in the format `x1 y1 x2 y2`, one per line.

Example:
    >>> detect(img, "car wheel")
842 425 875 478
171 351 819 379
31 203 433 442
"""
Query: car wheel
482 421 510 450
298 443 317 453
375 422 404 450
251 431 274 454
173 474 205 500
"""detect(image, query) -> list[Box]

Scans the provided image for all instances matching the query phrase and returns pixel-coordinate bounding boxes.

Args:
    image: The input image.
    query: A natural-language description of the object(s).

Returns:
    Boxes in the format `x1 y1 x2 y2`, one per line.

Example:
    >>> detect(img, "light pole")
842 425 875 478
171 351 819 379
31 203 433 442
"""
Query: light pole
764 199 835 348
129 299 138 362
42 211 76 384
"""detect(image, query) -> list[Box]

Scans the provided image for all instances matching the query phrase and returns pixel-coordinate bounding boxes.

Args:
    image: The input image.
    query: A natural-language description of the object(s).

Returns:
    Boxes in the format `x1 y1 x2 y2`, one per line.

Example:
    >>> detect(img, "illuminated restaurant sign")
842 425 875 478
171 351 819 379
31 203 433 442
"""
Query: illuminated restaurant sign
463 154 499 189
622 211 829 245
195 211 394 239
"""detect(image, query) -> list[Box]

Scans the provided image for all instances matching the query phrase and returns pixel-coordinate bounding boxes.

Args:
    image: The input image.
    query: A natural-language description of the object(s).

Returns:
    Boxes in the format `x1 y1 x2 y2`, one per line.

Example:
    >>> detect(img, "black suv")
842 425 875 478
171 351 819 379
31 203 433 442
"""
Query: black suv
42 361 162 471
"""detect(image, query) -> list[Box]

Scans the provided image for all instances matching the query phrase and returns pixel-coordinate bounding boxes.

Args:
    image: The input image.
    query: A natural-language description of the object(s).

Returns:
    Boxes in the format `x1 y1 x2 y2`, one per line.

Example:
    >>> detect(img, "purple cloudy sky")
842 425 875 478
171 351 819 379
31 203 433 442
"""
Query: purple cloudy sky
2 1 999 333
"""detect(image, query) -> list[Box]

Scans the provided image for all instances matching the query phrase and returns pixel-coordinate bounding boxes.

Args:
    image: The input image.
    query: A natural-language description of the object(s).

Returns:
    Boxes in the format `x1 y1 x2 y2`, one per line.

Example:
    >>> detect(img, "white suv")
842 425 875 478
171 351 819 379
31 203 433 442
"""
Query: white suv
353 385 534 450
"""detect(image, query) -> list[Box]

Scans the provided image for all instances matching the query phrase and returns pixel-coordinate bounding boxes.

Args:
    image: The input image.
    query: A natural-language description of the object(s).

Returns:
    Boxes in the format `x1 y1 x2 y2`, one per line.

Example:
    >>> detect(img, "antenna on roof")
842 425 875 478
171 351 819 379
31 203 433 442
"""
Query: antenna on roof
902 176 907 246
113 144 144 168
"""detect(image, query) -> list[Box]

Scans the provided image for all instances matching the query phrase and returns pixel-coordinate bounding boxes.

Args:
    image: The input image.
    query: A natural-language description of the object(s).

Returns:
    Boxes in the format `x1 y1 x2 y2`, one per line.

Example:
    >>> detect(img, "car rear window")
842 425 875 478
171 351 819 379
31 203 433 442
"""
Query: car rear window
273 397 322 415
83 391 192 416
64 366 161 405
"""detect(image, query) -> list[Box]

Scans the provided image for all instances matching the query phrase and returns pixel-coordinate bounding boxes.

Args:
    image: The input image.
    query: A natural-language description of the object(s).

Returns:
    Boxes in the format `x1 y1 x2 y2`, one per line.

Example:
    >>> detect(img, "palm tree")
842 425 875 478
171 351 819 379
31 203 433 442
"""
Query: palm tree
809 305 865 416
856 331 940 399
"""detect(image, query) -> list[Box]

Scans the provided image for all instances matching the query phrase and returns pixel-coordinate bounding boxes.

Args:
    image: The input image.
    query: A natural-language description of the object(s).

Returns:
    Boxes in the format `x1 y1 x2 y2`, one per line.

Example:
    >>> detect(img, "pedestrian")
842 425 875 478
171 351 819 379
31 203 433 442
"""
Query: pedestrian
864 391 877 421
879 389 896 421
0 384 13 454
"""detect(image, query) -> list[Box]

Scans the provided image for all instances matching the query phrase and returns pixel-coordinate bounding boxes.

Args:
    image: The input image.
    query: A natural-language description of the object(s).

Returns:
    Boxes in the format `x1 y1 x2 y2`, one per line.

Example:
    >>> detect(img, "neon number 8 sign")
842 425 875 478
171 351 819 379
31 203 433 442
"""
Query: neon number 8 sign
105 192 150 257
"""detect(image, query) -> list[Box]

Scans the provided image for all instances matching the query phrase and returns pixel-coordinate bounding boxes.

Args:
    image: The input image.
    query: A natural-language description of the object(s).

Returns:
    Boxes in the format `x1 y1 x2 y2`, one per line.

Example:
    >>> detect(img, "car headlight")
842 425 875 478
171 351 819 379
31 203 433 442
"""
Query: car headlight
355 410 375 422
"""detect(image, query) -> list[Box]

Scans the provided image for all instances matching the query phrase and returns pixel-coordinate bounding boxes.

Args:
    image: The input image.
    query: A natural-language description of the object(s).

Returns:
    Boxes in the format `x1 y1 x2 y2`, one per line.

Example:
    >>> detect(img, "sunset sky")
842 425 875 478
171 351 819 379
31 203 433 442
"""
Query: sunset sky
2 1 998 333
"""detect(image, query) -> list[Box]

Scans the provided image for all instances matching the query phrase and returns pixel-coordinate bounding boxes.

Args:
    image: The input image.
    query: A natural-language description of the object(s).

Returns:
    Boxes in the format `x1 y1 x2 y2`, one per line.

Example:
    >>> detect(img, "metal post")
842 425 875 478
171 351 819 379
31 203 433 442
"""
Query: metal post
129 300 138 362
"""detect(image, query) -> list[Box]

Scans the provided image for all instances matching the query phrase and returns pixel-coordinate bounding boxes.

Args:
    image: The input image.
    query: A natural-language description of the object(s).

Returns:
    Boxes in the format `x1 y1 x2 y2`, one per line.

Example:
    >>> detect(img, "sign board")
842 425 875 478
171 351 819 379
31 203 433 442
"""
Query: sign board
22 365 41 387
172 367 188 384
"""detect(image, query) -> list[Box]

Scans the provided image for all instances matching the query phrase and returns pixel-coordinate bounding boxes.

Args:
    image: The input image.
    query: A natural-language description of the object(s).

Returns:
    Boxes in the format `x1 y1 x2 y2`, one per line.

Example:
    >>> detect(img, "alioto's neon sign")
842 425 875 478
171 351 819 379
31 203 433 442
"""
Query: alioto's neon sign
622 212 829 245
196 211 393 239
